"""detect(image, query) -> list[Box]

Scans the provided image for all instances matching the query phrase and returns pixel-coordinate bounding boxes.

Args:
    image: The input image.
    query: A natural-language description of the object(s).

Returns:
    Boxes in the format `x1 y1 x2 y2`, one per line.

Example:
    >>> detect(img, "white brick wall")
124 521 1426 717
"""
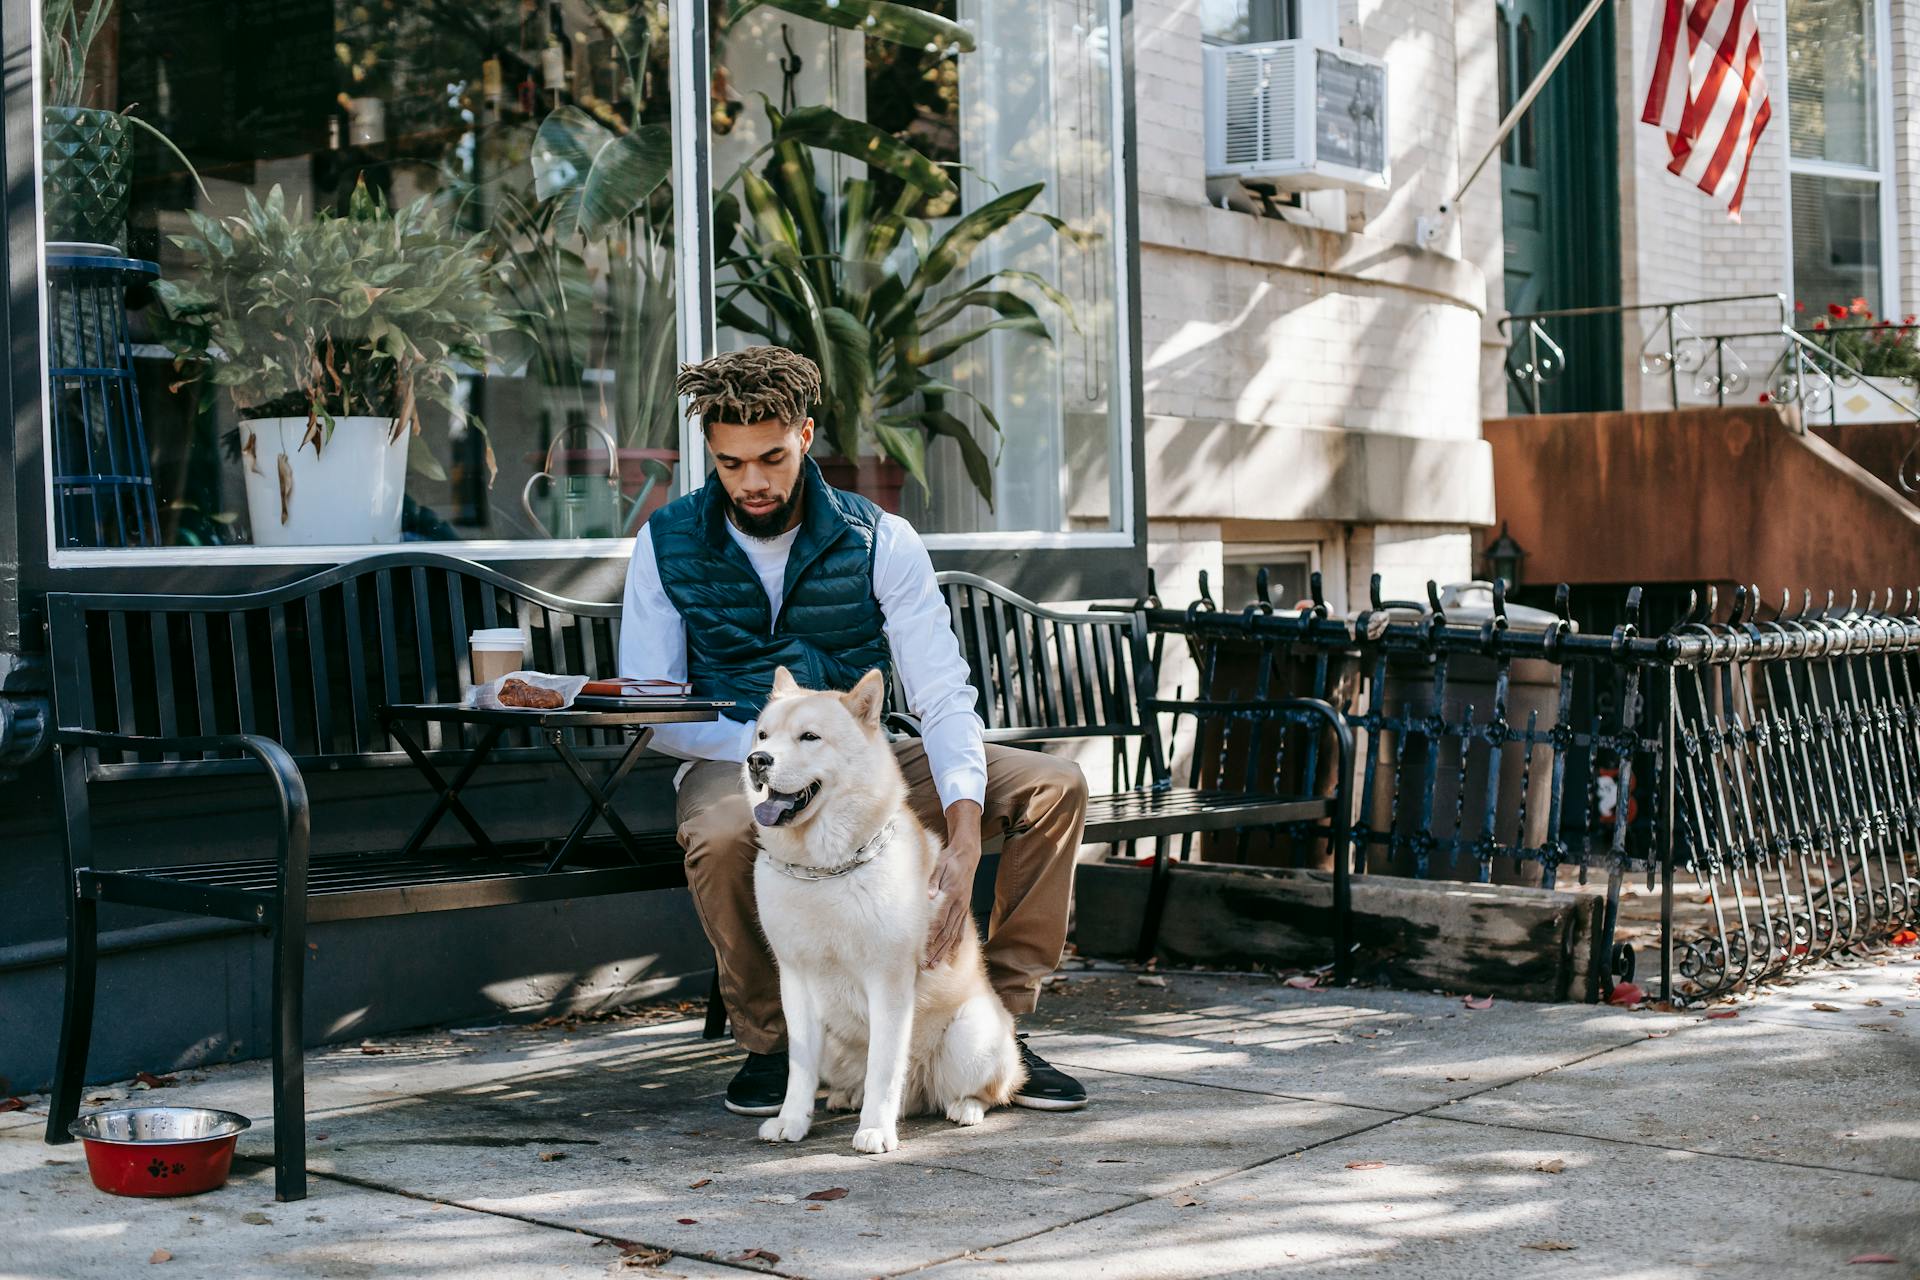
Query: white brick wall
1128 0 1498 590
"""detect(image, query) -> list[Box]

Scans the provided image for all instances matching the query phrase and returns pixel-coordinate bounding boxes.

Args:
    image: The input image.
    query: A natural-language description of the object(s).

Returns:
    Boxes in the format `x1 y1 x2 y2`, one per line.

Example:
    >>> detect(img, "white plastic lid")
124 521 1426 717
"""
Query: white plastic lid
469 628 528 648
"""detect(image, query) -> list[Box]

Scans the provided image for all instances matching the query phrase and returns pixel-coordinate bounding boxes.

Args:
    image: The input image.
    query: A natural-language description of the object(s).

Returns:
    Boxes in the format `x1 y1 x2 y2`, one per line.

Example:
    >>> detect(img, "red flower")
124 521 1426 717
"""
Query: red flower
1905 314 1916 325
1795 300 1806 312
1829 303 1848 319
1814 319 1828 330
1850 296 1872 315
1759 391 1772 403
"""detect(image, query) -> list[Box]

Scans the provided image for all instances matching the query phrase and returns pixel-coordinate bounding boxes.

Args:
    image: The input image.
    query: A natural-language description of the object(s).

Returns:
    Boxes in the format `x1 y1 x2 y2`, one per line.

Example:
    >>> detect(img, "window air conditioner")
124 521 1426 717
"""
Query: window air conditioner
1203 40 1389 191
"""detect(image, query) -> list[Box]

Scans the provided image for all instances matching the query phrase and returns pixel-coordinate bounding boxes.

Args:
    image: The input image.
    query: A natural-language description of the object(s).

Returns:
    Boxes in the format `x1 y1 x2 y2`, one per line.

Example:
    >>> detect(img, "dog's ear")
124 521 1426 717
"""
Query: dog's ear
768 666 800 700
843 668 886 728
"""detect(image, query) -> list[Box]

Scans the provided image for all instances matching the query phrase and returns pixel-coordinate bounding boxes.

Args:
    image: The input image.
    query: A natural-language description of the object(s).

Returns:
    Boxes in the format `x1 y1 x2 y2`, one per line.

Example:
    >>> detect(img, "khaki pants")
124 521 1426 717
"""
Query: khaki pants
676 742 1090 1054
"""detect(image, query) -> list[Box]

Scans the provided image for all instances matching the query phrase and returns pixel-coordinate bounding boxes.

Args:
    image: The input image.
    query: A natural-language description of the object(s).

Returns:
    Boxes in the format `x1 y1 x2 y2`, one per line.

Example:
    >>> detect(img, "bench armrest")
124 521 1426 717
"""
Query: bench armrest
56 730 313 898
884 711 924 739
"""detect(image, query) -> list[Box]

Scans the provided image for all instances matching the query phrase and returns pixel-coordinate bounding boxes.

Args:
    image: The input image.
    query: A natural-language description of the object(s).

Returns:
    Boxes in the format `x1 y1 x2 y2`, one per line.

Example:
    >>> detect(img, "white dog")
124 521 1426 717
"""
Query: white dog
744 667 1024 1154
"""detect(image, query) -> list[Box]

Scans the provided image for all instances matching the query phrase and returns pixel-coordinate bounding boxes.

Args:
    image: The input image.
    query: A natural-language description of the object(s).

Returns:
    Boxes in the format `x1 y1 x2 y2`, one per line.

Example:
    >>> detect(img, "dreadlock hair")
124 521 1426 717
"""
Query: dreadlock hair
676 346 822 432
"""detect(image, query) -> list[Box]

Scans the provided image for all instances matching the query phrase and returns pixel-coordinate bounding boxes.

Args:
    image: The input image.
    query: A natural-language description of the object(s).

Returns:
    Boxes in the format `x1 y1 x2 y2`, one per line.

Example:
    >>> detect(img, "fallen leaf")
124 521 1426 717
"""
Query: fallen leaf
1812 1002 1843 1012
1849 1255 1900 1265
241 1212 271 1226
676 1217 697 1225
1137 975 1168 988
0 1098 25 1114
277 453 294 525
1534 1159 1567 1174
1283 975 1320 990
1444 1075 1471 1083
1095 1158 1132 1163
1607 982 1645 1007
1345 1161 1386 1171
1463 995 1495 1010
359 1047 386 1056
1889 929 1917 946
733 1249 780 1265
1864 999 1883 1008
803 1187 849 1201
148 1250 172 1265
134 1072 176 1089
1705 1010 1738 1020
1171 1191 1202 1207
688 1178 711 1189
1523 1240 1577 1252
538 1151 566 1162
806 1203 825 1212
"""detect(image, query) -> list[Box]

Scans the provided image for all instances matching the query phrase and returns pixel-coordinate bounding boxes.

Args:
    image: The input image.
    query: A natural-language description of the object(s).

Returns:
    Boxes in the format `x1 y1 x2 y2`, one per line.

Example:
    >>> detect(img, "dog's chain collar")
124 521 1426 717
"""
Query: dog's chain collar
765 821 896 882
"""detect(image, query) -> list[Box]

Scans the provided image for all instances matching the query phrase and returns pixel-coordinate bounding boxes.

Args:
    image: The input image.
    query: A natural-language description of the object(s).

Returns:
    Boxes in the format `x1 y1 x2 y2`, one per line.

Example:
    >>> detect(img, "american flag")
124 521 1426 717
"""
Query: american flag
1641 0 1773 220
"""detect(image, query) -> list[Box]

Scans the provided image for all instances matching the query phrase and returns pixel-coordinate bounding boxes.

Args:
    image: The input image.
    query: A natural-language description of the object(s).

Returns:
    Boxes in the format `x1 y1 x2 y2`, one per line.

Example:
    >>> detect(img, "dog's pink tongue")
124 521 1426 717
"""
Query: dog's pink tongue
754 796 796 827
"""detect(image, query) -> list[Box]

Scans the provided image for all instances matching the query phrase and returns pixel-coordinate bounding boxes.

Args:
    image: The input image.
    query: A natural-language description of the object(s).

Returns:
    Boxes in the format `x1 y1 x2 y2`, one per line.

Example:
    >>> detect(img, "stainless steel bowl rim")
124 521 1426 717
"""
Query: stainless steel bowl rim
67 1105 253 1145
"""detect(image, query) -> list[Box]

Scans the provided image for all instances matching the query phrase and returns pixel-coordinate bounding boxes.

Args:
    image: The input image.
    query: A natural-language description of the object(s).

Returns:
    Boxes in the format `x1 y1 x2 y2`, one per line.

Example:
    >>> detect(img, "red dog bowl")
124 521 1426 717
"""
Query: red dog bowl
68 1106 252 1197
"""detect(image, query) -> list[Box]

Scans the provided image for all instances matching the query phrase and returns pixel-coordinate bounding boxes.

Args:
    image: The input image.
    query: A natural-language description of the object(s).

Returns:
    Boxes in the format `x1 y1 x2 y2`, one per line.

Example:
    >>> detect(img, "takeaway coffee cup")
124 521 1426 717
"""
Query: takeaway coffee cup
469 628 528 687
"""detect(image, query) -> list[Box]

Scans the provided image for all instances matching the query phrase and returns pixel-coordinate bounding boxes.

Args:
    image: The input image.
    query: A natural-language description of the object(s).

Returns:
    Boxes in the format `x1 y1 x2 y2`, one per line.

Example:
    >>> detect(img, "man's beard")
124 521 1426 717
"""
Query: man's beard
729 487 801 537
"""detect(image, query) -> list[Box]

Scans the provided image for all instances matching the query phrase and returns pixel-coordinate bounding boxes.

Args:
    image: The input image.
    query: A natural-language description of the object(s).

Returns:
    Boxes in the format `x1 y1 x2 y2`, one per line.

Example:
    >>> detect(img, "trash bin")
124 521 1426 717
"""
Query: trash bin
1360 582 1570 886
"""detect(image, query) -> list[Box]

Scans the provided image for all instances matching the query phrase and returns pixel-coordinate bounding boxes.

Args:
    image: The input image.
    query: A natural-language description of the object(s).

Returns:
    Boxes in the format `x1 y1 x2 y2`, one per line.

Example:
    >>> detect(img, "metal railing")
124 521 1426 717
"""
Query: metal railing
1138 568 1920 1003
1498 294 1789 414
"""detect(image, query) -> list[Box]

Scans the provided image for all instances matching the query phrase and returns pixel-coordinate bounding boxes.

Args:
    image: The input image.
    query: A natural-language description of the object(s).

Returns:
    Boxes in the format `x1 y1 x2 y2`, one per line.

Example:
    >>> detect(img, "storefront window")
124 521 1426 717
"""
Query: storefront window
705 0 1128 537
34 0 1131 557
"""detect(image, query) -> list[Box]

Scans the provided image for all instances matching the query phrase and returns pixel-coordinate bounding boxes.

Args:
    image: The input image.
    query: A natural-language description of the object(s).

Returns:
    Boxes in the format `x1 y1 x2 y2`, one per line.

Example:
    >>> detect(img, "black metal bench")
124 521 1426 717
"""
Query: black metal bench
932 573 1354 964
39 552 703 1202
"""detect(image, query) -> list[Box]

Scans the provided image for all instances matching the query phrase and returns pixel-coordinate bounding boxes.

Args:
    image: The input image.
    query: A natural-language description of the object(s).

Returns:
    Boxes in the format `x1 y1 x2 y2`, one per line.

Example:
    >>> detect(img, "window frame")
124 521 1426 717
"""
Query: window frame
9 0 1145 600
1782 0 1900 320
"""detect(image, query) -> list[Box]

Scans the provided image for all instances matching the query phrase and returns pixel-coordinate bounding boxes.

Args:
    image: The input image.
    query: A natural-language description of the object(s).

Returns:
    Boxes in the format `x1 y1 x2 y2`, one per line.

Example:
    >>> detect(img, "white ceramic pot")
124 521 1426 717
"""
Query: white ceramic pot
240 415 407 546
1829 375 1920 425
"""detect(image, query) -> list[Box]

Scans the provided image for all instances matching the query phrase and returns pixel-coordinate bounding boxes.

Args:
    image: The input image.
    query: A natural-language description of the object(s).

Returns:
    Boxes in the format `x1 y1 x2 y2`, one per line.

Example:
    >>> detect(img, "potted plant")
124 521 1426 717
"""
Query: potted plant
1805 298 1920 425
152 180 513 545
42 0 201 246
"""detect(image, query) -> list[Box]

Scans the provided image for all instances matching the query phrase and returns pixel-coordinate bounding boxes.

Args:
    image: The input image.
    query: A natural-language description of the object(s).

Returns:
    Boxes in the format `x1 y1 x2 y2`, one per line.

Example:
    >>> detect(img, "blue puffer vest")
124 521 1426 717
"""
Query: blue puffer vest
649 456 891 721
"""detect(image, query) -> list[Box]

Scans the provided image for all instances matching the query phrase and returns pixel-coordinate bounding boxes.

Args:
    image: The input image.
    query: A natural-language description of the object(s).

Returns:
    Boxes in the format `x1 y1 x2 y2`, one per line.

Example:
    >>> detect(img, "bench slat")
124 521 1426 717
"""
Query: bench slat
150 609 178 755
305 593 333 754
341 577 374 754
187 612 218 754
228 611 257 736
267 604 296 749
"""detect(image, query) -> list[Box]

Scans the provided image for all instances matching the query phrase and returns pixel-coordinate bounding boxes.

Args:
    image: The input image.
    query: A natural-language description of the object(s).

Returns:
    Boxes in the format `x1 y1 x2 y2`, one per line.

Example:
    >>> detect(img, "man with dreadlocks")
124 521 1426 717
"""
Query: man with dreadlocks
620 345 1091 1117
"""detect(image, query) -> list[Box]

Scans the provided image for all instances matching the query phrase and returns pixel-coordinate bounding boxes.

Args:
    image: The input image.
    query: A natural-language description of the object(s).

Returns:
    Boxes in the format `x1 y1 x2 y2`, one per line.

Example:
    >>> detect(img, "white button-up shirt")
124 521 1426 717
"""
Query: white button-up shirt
619 511 989 811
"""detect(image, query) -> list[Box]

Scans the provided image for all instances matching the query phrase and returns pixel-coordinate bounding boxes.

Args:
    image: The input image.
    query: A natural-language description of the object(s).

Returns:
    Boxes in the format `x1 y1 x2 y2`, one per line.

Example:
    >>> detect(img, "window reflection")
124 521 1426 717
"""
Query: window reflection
41 0 678 548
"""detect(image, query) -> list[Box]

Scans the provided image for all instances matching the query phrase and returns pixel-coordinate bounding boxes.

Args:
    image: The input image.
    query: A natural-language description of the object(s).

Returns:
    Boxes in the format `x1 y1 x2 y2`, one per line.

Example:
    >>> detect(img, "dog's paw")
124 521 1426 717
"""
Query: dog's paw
759 1113 812 1143
945 1098 986 1126
851 1126 899 1154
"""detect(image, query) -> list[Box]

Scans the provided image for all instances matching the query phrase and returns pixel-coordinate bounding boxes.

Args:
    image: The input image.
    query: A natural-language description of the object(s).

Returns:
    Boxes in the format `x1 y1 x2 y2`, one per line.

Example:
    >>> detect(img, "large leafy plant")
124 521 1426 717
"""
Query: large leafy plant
712 3 1080 507
152 180 513 472
441 4 680 455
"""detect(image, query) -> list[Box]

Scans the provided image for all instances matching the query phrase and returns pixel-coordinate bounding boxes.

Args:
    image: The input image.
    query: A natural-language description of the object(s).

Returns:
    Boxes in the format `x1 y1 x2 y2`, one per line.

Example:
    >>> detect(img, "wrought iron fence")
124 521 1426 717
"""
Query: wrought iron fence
1137 569 1920 1003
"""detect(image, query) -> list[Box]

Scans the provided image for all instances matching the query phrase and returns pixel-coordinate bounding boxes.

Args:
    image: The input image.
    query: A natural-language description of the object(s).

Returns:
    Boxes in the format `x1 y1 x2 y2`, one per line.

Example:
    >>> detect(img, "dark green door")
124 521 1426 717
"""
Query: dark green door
1499 0 1621 413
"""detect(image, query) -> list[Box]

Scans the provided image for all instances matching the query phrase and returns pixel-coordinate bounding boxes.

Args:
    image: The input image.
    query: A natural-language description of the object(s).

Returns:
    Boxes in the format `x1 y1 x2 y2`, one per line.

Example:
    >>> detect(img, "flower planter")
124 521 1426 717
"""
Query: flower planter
1827 375 1920 426
240 416 407 546
42 107 130 246
815 456 908 514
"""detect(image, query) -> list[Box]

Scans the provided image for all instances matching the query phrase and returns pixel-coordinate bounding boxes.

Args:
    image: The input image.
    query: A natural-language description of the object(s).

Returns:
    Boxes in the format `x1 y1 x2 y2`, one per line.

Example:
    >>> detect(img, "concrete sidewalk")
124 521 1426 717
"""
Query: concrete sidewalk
4 955 1918 1279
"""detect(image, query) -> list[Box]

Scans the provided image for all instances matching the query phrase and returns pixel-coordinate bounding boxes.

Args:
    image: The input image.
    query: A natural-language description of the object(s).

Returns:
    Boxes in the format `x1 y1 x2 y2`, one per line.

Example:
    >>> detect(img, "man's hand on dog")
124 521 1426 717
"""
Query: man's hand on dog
926 800 984 968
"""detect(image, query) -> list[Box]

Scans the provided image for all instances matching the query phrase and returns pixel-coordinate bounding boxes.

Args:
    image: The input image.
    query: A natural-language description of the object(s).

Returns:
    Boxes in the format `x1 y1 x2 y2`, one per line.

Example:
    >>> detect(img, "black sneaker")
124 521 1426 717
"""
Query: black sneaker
724 1050 788 1116
1013 1034 1087 1111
